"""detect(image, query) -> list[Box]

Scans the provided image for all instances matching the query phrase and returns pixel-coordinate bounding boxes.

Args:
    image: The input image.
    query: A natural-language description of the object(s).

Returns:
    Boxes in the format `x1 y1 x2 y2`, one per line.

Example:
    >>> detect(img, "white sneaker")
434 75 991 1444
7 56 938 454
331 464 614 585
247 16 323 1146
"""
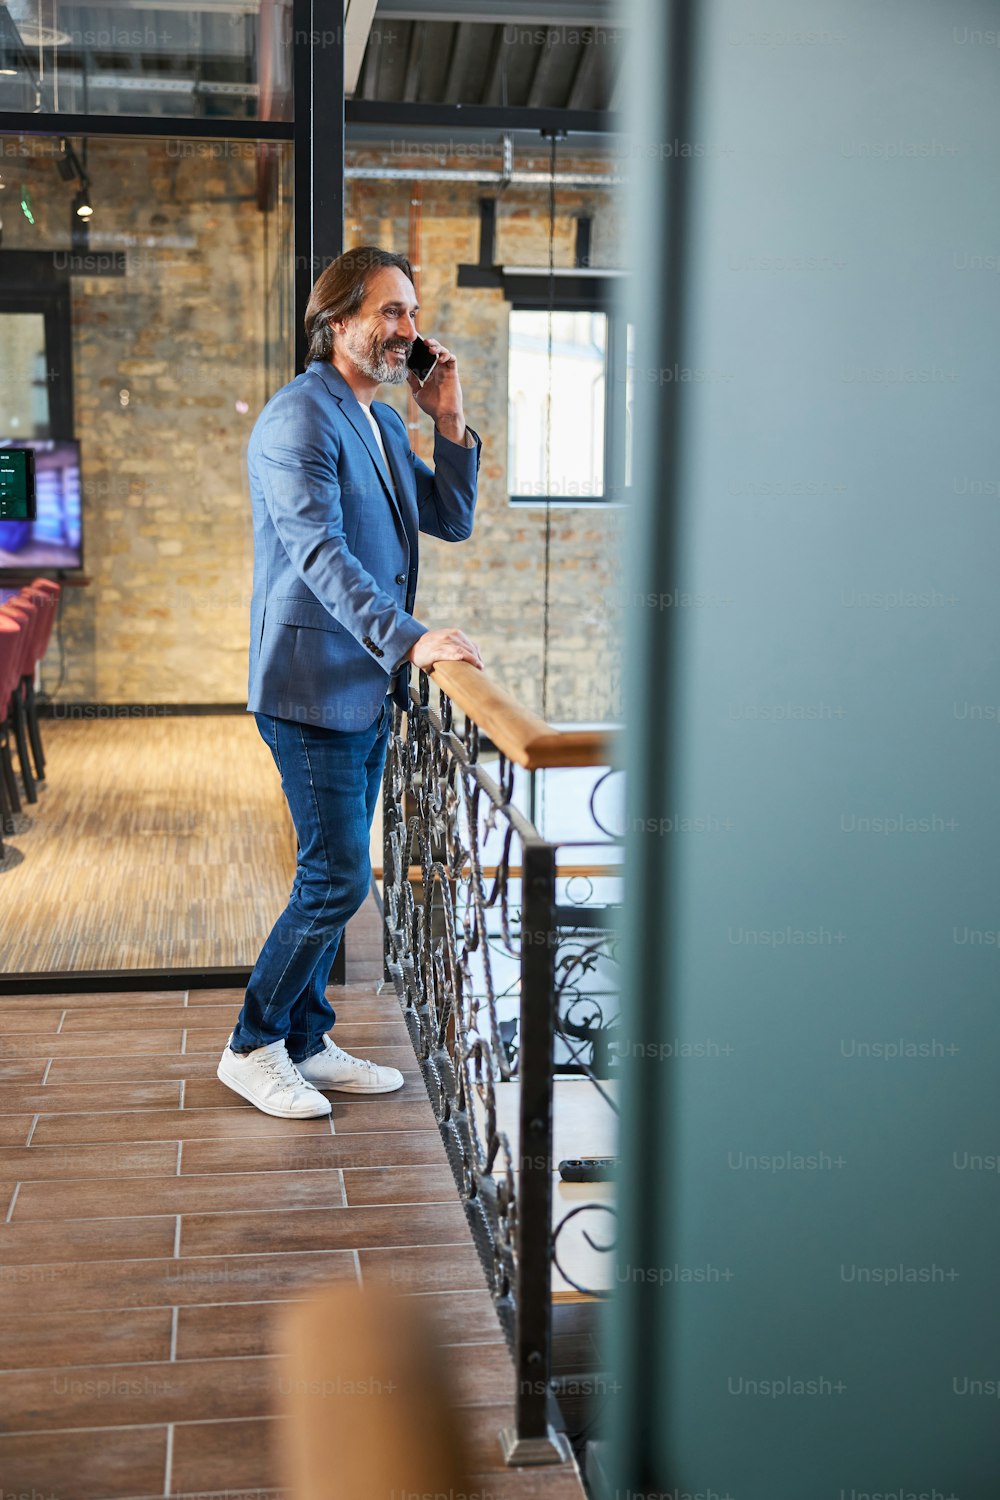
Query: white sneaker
217 1036 333 1119
296 1035 405 1095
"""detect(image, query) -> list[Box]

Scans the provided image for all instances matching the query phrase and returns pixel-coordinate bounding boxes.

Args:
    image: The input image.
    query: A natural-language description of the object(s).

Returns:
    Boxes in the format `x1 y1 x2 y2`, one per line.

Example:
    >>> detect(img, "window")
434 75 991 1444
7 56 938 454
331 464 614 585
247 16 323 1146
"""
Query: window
0 256 75 441
0 313 50 439
0 0 288 121
507 307 634 506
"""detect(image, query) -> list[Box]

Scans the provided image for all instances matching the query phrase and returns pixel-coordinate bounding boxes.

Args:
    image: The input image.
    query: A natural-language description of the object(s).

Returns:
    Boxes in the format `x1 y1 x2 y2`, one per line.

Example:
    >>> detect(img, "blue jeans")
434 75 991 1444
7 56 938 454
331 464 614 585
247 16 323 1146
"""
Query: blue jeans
231 700 391 1063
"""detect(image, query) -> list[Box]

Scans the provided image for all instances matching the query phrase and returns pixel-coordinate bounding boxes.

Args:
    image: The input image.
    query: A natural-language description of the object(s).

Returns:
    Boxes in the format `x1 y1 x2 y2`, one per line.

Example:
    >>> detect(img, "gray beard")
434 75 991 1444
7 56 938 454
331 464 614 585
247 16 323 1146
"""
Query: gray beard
343 328 409 386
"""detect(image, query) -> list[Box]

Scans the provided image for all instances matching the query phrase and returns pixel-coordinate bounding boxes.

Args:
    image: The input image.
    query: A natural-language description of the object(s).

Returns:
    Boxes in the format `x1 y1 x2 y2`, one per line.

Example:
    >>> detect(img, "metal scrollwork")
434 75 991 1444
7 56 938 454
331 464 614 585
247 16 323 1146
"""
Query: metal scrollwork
381 675 622 1445
383 680 533 1313
552 1203 617 1299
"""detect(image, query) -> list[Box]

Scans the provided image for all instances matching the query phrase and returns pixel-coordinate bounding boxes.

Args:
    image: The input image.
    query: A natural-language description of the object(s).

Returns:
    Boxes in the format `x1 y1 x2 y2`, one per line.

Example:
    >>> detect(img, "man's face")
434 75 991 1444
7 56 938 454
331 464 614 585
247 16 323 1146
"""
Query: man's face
337 265 418 387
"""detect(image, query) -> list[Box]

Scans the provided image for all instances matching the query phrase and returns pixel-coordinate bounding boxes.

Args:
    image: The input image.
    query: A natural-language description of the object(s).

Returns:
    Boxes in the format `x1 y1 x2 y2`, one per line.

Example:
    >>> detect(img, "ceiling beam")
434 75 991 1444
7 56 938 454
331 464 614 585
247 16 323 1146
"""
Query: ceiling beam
0 110 292 138
376 0 618 22
346 0 380 96
442 20 478 105
482 24 516 108
565 30 602 109
357 15 382 98
345 98 621 134
525 28 565 109
400 20 423 102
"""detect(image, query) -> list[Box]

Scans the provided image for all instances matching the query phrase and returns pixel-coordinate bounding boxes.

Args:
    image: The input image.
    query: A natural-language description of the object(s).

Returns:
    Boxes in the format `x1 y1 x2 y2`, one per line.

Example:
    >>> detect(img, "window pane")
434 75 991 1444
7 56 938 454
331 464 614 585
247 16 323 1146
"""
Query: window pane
0 0 291 121
508 309 607 499
0 313 50 439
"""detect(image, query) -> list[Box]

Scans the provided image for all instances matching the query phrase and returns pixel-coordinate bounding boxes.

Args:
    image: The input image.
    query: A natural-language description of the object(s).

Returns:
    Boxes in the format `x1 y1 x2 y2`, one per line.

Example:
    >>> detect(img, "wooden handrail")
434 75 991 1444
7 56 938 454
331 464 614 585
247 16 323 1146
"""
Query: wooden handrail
426 660 616 770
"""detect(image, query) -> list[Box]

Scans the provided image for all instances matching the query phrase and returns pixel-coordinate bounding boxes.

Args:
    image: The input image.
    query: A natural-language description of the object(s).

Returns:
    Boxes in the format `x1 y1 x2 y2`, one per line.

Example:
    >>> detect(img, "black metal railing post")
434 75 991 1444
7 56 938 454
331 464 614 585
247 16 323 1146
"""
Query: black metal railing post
499 834 572 1465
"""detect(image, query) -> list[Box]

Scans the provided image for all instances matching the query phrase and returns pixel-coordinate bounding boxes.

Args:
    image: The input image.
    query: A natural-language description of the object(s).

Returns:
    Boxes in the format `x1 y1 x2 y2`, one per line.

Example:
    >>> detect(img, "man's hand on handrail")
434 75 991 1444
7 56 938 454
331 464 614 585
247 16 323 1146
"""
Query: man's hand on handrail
407 628 484 672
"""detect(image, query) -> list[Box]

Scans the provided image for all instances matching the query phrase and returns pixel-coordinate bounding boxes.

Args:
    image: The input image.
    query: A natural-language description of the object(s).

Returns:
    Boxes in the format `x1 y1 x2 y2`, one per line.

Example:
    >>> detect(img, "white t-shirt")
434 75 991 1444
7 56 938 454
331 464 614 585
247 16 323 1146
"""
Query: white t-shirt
357 400 396 492
358 400 401 691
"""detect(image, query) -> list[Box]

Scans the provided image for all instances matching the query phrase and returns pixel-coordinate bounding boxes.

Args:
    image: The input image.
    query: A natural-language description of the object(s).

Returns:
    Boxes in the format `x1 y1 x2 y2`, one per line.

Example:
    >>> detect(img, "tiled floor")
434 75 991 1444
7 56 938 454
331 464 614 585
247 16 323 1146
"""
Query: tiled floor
0 954 585 1498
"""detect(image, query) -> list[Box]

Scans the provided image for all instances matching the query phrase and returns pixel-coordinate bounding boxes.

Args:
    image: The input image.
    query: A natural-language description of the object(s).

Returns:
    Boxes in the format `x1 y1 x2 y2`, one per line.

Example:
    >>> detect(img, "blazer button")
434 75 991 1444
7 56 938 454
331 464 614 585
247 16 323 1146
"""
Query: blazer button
395 574 406 585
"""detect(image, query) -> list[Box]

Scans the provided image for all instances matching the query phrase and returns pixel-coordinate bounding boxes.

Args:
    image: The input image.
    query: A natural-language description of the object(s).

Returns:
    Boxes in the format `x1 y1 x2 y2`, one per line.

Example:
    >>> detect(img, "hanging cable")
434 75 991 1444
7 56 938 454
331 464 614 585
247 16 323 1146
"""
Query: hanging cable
540 128 561 726
536 129 565 837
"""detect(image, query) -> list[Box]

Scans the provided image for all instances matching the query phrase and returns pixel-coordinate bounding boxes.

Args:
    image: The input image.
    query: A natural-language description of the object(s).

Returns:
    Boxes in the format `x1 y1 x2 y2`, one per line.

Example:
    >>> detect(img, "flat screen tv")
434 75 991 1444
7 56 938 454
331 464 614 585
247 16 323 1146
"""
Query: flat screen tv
0 439 83 571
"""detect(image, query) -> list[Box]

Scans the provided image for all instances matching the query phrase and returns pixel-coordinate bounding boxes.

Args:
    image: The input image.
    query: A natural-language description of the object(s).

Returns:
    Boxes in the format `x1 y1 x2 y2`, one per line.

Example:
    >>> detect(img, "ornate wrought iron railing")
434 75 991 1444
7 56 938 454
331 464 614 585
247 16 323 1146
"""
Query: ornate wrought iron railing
381 662 621 1466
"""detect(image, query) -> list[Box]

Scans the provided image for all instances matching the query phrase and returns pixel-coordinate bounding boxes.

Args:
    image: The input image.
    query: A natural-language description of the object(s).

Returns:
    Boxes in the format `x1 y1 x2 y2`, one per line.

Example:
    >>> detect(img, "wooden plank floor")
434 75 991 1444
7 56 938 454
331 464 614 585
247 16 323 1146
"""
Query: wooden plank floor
0 717 297 972
0 972 586 1499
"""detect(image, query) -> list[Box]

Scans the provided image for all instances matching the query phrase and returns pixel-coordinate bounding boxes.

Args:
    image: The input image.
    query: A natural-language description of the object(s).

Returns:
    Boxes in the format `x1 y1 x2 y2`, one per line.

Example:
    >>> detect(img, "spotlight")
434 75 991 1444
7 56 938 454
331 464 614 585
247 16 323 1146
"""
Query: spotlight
71 187 90 253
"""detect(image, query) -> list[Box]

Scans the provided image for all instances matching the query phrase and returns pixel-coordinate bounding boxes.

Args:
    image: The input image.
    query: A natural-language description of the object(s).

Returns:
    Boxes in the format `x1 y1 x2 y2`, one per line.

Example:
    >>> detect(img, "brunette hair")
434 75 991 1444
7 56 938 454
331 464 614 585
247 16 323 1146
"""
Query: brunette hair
303 246 414 363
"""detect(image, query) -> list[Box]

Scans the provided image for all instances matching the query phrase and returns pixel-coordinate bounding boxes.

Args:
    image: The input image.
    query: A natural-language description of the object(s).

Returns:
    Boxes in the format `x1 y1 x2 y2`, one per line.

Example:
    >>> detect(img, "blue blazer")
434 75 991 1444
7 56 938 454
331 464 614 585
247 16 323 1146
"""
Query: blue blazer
247 359 480 730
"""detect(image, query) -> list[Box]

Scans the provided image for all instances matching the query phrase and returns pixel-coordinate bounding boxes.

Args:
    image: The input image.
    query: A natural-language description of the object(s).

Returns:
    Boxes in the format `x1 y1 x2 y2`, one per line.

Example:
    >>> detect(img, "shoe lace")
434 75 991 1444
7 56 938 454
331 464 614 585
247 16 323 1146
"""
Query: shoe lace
327 1039 376 1073
260 1048 307 1090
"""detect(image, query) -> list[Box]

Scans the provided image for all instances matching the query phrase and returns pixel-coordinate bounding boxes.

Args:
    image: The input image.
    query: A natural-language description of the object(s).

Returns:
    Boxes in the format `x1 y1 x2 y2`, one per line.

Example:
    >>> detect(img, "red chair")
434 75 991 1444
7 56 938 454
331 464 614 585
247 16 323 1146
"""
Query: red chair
0 613 27 843
0 597 40 803
19 582 60 781
25 580 60 658
29 578 61 635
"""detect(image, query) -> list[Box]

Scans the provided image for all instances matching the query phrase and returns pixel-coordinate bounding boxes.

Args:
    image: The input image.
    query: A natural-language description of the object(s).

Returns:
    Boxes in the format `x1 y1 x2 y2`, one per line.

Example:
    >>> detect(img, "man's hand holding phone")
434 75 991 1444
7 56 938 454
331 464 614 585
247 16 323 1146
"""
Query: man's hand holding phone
406 336 469 446
407 628 484 672
405 335 439 387
401 333 478 672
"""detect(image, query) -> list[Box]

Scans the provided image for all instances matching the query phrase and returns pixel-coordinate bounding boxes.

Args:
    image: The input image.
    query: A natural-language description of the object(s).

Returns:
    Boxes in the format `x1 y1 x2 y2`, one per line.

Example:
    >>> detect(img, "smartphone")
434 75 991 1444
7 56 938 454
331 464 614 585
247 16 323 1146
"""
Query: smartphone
406 336 439 386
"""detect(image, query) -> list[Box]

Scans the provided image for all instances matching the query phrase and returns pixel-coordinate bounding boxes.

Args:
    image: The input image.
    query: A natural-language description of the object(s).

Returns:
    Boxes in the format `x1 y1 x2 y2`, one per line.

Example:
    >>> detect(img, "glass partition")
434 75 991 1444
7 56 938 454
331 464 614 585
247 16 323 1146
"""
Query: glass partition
0 128 293 698
0 0 291 121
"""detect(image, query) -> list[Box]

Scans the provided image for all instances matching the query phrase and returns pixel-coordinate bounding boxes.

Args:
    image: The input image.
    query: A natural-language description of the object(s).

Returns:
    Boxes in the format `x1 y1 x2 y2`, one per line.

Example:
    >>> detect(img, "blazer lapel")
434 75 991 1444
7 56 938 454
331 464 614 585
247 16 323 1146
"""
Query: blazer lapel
307 363 407 535
373 404 419 553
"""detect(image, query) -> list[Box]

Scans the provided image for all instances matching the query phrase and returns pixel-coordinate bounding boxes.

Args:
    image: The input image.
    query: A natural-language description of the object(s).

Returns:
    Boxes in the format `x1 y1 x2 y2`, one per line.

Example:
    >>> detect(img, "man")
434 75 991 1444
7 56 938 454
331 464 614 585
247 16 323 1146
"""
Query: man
218 246 483 1119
